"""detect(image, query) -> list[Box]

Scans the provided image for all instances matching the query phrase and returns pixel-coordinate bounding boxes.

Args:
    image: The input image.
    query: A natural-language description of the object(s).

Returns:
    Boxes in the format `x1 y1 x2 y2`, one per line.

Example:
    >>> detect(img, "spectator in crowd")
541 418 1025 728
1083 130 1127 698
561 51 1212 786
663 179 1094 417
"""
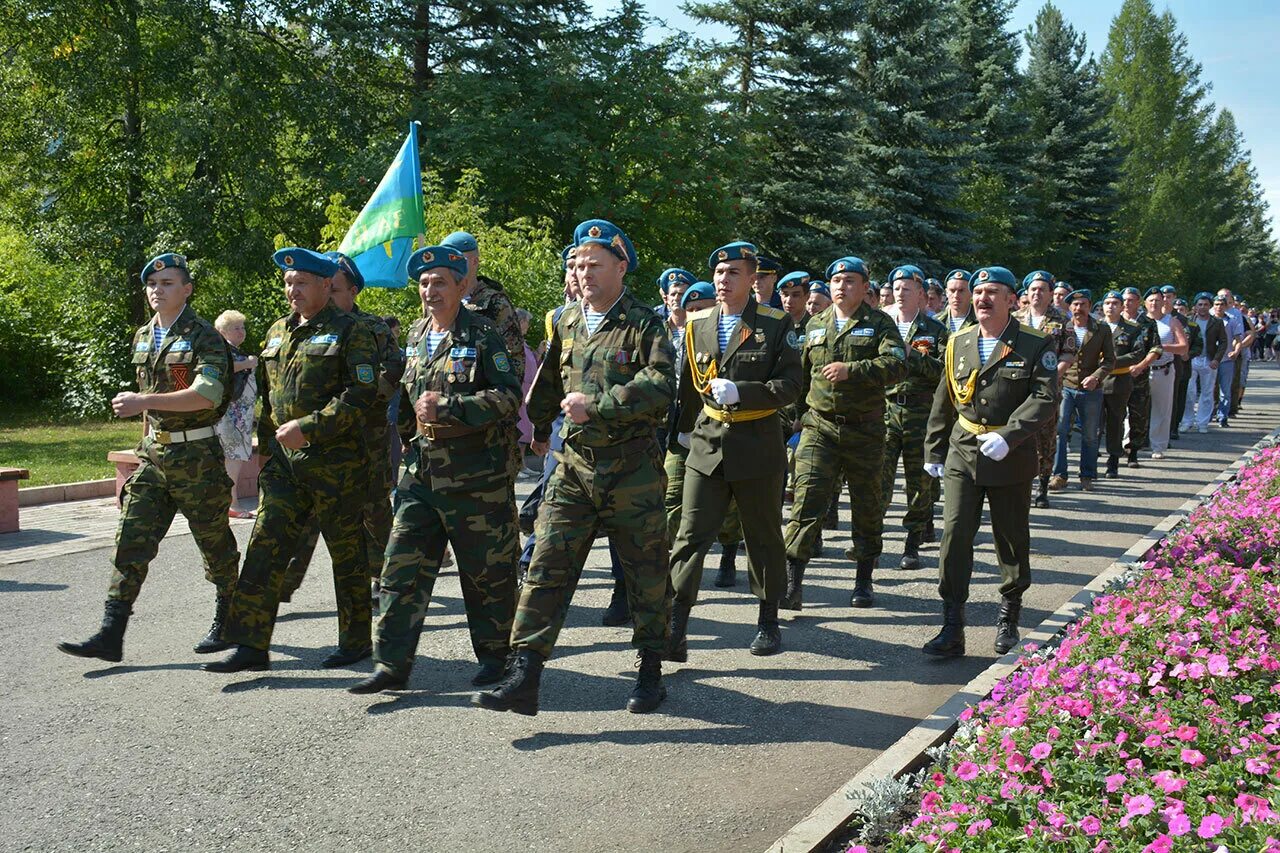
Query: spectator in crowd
1051 289 1113 491
879 281 894 308
1143 287 1187 459
806 281 832 315
1212 294 1241 426
213 310 258 519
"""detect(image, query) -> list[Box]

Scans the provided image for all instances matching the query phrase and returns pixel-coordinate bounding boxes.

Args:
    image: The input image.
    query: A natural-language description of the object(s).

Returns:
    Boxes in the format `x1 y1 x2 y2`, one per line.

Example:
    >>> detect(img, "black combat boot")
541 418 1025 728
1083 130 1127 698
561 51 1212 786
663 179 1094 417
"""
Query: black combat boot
202 644 270 672
900 530 922 570
601 578 631 626
322 644 373 668
994 595 1022 654
1034 476 1050 509
714 541 739 588
348 668 408 694
749 600 782 656
1126 448 1141 468
924 519 936 544
922 603 966 657
665 602 691 663
471 656 506 686
781 559 806 611
57 600 131 663
471 649 544 716
192 594 232 654
626 649 667 713
849 558 875 608
1105 455 1120 479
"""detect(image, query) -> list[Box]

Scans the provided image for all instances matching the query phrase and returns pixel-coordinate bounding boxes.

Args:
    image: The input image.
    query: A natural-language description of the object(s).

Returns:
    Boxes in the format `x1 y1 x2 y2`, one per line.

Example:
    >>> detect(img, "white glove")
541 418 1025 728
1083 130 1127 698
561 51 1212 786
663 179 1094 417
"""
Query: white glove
978 432 1010 461
677 432 692 449
708 378 740 406
924 462 944 479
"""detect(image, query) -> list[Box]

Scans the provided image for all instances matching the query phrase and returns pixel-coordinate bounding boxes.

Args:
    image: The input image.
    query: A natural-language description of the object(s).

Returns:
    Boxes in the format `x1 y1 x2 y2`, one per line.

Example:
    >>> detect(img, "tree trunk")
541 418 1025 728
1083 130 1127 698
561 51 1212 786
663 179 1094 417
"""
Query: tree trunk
121 0 146 324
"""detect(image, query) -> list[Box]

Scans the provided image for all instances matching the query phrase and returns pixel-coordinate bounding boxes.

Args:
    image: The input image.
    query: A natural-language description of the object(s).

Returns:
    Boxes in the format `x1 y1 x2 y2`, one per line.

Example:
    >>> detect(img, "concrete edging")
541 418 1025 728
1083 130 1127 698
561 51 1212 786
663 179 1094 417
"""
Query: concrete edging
18 479 115 507
765 426 1280 853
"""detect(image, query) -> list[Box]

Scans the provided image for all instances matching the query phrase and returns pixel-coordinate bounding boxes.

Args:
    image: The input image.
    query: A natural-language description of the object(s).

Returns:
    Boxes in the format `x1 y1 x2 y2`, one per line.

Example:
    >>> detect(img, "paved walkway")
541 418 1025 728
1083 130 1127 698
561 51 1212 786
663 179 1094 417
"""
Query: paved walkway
3 370 1278 853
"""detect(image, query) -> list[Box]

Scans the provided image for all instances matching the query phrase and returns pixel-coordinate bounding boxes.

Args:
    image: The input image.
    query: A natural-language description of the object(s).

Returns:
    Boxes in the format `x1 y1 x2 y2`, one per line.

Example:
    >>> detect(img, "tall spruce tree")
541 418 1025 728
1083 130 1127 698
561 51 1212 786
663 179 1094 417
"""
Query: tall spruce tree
1017 3 1121 285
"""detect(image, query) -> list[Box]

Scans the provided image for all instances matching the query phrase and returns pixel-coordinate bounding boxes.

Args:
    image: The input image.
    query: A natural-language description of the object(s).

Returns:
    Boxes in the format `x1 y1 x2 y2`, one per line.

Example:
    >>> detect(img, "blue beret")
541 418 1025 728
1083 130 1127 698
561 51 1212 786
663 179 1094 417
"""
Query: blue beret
1067 288 1092 303
325 251 364 290
1103 289 1124 301
778 271 811 290
1016 287 1027 297
972 266 1018 290
658 268 697 294
681 281 716 309
273 247 338 278
889 265 923 284
575 219 638 273
926 277 944 293
1159 284 1178 295
945 269 972 286
1194 291 1215 303
1143 286 1162 299
1121 286 1141 297
408 245 469 280
141 252 189 284
708 241 758 270
561 244 575 271
442 231 479 253
825 256 869 279
808 281 831 298
1023 270 1054 287
755 255 782 275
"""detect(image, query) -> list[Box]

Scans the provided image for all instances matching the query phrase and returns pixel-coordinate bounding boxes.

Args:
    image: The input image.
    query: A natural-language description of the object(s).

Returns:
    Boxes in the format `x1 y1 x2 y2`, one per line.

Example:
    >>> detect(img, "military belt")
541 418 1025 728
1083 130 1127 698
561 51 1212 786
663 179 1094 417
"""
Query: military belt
147 426 216 445
890 392 934 407
1151 362 1174 374
702 405 778 424
956 414 1005 436
417 421 482 442
565 435 653 464
812 407 884 426
1109 366 1132 375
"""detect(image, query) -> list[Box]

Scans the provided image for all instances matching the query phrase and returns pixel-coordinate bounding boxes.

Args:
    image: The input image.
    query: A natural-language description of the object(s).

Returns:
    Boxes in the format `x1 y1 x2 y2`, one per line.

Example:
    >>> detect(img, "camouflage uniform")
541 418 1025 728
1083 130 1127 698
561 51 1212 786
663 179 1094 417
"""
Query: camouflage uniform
1124 314 1163 455
465 275 525 484
512 290 676 659
280 306 404 595
881 311 948 534
375 307 521 678
111 305 237 603
1016 306 1077 483
221 303 379 653
783 303 907 564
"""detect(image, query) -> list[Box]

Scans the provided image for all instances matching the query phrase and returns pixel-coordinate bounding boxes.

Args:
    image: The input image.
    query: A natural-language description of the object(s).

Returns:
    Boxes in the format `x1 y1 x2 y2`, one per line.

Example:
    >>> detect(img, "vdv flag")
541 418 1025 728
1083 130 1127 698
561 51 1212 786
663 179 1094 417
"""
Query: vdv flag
339 122 424 288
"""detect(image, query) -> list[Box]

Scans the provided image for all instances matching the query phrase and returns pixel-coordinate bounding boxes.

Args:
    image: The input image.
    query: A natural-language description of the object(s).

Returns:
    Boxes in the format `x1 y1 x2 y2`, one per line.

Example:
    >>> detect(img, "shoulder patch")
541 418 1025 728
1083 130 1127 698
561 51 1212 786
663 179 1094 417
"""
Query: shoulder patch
756 305 786 320
493 352 511 373
1041 350 1057 371
785 330 801 350
356 364 375 383
890 345 907 360
200 365 222 381
1021 325 1048 340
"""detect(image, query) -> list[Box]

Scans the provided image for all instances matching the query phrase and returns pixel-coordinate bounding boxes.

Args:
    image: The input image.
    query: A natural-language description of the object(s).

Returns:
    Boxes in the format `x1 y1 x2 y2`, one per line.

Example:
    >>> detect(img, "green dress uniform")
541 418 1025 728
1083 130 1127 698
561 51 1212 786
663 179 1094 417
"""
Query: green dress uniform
1123 313 1163 460
1102 316 1145 474
374 307 521 683
219 302 380 658
923 311 1057 657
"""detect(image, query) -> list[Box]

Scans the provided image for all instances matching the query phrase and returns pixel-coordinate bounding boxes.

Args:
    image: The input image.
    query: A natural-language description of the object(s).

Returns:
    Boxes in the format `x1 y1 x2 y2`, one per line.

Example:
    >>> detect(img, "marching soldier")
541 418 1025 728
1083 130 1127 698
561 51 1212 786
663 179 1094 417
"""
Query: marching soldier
778 271 811 332
1100 290 1144 478
59 253 237 663
1121 286 1163 466
941 269 977 334
204 248 379 672
753 254 784 309
472 219 676 716
1017 270 1076 507
349 245 521 694
1052 288 1114 489
781 255 906 611
923 266 1057 658
880 265 947 571
807 280 832 315
667 242 801 657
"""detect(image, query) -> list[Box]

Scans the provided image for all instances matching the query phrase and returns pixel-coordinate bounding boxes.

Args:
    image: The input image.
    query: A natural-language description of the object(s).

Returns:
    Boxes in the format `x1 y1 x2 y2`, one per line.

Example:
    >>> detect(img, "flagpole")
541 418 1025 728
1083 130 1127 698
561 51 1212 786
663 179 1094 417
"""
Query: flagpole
410 120 425 249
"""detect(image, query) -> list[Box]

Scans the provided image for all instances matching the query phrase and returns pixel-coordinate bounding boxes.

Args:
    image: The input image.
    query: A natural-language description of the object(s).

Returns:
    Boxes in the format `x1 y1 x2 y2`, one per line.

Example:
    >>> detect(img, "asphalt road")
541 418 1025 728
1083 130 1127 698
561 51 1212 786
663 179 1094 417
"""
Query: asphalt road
3 369 1277 853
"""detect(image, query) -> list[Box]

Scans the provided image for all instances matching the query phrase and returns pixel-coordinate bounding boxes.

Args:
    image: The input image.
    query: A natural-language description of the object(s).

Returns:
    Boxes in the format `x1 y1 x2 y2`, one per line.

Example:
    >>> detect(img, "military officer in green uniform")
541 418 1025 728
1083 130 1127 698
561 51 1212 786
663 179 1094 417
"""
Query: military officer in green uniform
472 219 676 716
59 253 236 663
349 246 521 694
203 248 380 673
662 242 801 658
1100 290 1144 478
1121 286 1163 465
880 265 947 571
278 251 404 602
781 256 906 612
922 266 1057 659
778 271 812 504
1017 270 1076 507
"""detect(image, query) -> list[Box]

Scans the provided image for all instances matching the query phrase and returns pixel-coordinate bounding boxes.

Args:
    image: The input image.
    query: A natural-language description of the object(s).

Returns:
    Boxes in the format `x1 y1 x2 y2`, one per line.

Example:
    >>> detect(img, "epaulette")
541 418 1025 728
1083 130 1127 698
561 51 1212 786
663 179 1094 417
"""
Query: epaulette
952 324 980 340
1020 324 1048 340
687 307 715 321
756 305 786 320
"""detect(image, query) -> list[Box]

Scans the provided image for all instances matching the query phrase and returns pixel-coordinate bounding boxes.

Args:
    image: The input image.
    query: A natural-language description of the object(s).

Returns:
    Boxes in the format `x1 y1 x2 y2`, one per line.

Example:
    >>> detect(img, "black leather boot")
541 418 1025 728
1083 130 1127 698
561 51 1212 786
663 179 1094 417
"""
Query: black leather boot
1105 456 1120 479
322 644 373 668
899 531 922 570
749 600 782 656
626 649 666 713
1034 475 1050 508
924 519 936 543
994 596 1022 654
601 578 631 626
714 541 739 587
922 603 966 657
849 558 875 608
471 656 506 686
781 559 806 611
665 601 691 663
471 649 544 716
202 644 270 672
57 600 131 663
192 594 231 654
348 668 408 694
1127 448 1141 468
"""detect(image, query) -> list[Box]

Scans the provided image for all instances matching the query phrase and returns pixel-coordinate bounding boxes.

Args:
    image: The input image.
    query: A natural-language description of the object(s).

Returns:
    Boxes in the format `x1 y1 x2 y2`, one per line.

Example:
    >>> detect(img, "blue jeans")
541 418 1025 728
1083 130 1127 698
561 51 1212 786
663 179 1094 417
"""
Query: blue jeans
1215 360 1235 422
1055 386 1103 479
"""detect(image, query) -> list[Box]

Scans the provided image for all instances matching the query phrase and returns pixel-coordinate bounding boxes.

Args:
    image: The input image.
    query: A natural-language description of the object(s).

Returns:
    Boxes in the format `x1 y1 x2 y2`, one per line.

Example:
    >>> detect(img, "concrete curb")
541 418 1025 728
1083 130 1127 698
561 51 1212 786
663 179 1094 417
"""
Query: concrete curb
764 426 1280 853
18 479 115 506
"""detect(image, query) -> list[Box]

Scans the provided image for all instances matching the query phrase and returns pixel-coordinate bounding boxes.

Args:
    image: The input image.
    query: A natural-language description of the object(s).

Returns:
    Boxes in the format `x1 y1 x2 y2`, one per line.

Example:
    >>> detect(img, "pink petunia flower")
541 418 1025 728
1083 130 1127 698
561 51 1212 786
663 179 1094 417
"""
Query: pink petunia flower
1181 748 1207 767
955 761 979 782
1167 812 1191 836
1197 813 1224 838
1105 772 1126 793
1079 815 1101 835
1031 742 1052 761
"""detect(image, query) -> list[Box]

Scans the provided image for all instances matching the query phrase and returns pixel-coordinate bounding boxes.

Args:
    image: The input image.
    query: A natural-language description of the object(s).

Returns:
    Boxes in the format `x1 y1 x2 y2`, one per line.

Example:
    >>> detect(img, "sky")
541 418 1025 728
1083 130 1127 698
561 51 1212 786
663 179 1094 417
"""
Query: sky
587 0 1280 239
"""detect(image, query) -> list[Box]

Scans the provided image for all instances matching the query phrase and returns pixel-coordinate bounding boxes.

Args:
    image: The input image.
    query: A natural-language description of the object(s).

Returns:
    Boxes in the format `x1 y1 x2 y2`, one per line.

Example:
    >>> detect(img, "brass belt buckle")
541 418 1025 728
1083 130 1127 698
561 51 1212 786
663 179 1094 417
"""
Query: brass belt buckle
419 420 435 441
155 430 171 443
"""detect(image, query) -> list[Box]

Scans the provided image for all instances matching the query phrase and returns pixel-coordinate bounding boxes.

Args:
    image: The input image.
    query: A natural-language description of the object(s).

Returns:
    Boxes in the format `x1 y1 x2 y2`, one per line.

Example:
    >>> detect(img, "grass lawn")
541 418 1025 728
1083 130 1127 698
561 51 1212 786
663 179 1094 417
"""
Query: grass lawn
0 407 145 488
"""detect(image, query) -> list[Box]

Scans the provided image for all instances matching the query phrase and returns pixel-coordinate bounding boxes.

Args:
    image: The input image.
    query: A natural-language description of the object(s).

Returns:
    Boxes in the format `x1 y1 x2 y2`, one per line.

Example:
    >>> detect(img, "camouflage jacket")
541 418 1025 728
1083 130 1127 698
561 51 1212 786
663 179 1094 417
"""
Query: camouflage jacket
1102 317 1145 393
397 307 521 492
257 303 379 455
131 304 232 433
352 306 405 407
797 302 907 422
464 275 525 386
1125 313 1165 383
1017 305 1079 364
1172 311 1203 360
530 290 675 449
885 309 948 402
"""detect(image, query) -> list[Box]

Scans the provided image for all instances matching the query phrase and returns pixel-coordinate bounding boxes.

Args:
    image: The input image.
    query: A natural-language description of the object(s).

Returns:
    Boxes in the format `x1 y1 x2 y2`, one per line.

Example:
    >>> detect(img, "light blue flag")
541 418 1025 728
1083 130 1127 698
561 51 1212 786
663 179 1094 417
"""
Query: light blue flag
339 122 424 288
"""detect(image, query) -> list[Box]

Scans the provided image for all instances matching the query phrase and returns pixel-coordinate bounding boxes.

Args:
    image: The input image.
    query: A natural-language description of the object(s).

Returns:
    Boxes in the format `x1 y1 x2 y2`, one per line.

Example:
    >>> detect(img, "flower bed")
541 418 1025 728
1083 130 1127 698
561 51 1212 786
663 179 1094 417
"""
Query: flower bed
856 444 1280 853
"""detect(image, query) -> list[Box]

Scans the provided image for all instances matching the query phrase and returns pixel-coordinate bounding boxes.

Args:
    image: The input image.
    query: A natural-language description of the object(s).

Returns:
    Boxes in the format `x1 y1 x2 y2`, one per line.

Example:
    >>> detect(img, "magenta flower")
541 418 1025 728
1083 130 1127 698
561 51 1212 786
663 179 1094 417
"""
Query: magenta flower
1180 748 1206 767
1105 772 1126 793
1127 794 1155 817
1079 814 1101 835
1246 757 1271 774
1167 812 1190 836
954 761 979 782
1197 813 1224 838
1207 654 1231 676
1030 742 1052 761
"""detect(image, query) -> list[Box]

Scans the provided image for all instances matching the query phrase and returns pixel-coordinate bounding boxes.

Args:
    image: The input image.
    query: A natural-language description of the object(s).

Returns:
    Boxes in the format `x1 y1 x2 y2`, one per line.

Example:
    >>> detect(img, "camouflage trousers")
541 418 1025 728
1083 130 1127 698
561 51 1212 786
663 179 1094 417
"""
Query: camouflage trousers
109 437 238 603
784 412 886 563
223 448 371 652
375 473 517 678
512 440 670 659
1125 375 1151 453
663 446 742 547
880 399 935 533
1034 404 1059 480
